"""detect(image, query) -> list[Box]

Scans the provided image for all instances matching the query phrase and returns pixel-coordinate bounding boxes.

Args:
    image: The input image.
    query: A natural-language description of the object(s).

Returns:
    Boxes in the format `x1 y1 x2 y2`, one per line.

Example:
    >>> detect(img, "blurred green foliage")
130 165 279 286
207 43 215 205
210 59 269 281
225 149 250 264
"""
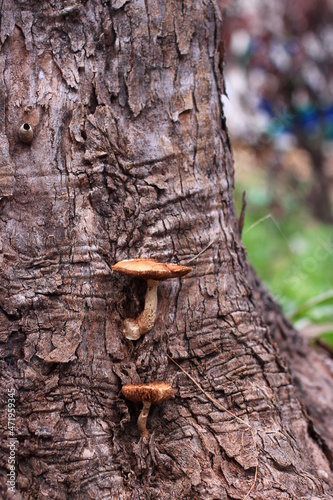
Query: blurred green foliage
234 157 333 350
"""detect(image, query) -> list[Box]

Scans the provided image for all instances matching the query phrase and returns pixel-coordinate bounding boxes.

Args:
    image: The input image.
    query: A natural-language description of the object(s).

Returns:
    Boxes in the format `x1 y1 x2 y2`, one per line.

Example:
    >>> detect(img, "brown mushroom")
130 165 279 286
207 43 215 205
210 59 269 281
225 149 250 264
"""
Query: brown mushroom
112 258 192 340
121 381 174 438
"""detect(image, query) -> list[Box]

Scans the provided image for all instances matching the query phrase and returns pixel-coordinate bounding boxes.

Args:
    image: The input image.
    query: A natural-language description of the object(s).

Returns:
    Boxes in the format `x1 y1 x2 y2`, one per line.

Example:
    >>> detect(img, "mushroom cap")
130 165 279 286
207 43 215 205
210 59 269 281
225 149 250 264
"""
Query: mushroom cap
122 382 174 405
112 258 192 281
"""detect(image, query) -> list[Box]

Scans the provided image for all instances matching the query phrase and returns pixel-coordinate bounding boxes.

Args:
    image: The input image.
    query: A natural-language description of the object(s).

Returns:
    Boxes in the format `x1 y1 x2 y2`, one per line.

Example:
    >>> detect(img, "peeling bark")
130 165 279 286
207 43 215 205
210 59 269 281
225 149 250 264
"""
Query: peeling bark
0 1 332 499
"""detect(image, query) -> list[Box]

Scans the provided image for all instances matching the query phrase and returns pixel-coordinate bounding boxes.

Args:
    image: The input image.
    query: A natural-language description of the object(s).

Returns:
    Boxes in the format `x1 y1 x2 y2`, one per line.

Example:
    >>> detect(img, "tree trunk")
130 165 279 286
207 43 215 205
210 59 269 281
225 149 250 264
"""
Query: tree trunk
0 1 332 498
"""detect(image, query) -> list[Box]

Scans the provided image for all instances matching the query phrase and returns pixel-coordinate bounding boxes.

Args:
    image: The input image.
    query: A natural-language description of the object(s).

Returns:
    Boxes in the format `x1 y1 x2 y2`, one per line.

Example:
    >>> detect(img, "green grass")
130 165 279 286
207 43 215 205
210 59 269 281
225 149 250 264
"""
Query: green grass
318 332 333 349
234 157 333 350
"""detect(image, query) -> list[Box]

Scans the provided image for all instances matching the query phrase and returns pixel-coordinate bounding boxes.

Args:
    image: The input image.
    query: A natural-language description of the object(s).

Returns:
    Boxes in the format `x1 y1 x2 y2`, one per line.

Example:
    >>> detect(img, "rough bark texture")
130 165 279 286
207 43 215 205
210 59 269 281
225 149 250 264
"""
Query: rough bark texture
0 1 332 499
250 267 333 466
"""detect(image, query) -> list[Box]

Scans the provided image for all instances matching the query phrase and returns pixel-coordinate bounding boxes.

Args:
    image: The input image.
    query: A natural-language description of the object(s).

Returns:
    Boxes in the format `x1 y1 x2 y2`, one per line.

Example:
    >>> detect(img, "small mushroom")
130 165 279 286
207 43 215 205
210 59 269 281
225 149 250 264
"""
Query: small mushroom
122 381 174 438
112 258 192 340
18 123 33 144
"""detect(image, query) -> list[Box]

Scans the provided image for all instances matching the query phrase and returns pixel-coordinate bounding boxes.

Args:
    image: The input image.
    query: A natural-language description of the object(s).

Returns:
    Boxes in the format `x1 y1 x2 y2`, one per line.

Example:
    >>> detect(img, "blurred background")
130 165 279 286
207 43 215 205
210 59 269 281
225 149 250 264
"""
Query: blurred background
220 0 333 352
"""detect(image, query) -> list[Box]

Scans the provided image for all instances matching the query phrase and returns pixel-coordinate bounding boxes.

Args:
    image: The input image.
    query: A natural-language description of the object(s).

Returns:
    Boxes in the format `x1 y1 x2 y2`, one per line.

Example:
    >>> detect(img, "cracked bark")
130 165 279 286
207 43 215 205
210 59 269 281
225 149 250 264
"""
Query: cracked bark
0 1 332 499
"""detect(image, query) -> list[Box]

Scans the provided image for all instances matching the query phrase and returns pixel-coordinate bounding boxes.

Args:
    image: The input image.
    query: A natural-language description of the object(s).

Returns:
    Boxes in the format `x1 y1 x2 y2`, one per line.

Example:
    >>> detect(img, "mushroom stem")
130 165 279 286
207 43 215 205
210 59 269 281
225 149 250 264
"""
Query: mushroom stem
122 279 159 340
137 401 151 438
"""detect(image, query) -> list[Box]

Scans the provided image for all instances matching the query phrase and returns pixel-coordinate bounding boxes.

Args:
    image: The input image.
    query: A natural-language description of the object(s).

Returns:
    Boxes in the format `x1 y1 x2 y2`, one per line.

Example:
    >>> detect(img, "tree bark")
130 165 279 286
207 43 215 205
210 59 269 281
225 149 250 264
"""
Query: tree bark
0 1 332 499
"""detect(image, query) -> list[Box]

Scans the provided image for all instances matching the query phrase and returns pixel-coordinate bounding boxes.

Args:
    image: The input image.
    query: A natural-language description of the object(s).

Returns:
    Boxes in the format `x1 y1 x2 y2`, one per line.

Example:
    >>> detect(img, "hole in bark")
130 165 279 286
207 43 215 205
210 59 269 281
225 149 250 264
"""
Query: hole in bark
115 277 145 320
23 123 30 130
88 84 98 115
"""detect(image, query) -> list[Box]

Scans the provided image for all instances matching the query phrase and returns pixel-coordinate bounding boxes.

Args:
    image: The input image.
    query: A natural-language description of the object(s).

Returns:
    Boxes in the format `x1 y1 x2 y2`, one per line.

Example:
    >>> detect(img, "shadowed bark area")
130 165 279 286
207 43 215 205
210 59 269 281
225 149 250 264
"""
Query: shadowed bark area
249 265 333 465
0 1 332 498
